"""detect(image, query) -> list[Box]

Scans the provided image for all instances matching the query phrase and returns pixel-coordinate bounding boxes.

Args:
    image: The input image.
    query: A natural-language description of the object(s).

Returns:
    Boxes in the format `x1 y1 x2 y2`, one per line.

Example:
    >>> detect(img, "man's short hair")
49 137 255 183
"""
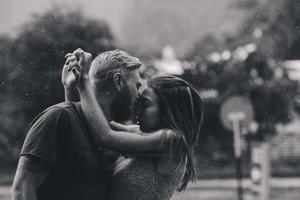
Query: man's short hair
89 49 141 92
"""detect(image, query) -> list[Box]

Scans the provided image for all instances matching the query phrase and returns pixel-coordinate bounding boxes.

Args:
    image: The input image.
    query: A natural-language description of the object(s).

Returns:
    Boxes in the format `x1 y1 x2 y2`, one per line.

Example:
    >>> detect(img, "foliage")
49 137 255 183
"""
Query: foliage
230 0 300 59
0 8 115 167
182 0 300 160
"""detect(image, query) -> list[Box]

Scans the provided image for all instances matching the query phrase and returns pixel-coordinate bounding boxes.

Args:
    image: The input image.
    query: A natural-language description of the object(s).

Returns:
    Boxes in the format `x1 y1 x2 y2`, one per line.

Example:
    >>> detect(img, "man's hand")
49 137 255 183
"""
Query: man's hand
62 53 82 102
72 48 92 78
62 54 81 90
62 48 92 101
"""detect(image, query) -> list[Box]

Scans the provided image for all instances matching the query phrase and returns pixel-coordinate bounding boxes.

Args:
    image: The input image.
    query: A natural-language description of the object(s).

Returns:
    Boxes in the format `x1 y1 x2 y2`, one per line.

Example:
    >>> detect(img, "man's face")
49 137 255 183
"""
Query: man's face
111 69 142 122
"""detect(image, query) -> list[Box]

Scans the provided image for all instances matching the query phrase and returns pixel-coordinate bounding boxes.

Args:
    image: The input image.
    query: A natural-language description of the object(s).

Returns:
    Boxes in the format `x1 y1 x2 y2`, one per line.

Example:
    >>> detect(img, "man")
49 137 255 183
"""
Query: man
11 48 143 200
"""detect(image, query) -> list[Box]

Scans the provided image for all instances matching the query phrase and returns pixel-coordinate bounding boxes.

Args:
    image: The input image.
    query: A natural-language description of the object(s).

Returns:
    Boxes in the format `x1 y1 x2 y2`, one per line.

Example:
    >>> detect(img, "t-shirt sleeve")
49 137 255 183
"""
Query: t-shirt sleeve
20 106 69 167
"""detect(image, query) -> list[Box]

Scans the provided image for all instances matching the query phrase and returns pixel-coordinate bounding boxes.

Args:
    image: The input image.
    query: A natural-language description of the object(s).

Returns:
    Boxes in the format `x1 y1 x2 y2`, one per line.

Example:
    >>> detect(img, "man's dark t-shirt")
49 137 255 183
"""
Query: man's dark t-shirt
20 102 113 200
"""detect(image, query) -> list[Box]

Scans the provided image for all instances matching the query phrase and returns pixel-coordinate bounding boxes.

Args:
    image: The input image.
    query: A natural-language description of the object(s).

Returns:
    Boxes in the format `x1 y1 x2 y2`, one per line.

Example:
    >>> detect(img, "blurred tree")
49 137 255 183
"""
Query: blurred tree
230 0 300 59
183 0 300 164
226 0 300 135
185 35 224 62
0 37 20 166
13 8 115 119
0 8 115 167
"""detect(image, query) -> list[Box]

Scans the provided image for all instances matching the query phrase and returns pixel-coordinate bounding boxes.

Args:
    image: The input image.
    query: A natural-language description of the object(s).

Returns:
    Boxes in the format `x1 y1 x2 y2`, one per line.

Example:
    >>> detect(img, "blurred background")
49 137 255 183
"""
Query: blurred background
1 0 300 199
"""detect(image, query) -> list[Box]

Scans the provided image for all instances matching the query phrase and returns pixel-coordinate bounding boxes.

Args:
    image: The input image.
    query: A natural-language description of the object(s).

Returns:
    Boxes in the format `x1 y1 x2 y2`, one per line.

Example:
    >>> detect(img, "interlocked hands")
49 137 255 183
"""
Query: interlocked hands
62 48 92 90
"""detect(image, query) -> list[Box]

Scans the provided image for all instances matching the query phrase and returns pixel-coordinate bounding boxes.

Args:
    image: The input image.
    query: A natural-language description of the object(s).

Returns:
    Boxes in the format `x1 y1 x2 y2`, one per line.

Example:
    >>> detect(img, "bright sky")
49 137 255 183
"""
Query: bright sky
0 0 243 56
0 0 127 35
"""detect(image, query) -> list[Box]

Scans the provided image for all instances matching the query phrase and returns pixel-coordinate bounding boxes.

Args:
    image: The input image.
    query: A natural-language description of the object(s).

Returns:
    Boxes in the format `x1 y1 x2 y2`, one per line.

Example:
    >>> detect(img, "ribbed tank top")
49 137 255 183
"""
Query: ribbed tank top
111 156 185 200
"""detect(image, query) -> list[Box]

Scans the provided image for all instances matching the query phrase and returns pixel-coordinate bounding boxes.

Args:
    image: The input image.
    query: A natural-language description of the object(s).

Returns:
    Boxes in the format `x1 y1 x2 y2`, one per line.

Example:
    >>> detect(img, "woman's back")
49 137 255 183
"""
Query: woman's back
112 156 185 200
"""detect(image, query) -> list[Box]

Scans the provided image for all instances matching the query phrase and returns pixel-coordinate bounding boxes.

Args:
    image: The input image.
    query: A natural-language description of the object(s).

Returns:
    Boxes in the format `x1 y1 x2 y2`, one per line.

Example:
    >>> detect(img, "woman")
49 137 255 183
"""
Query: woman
63 51 203 200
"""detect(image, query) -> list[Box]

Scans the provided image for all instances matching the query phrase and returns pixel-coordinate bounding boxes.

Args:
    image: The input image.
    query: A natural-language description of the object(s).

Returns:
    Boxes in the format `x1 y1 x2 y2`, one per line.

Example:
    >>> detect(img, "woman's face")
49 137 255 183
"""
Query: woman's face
136 87 164 132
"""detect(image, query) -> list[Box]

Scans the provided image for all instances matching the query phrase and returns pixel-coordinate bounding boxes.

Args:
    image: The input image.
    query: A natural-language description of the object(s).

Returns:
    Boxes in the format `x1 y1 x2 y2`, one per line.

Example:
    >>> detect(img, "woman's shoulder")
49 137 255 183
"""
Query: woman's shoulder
159 129 183 151
156 129 185 175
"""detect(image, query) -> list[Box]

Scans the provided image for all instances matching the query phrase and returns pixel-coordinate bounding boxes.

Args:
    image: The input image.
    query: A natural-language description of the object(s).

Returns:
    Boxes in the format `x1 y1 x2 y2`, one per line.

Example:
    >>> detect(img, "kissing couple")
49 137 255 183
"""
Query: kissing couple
12 48 203 200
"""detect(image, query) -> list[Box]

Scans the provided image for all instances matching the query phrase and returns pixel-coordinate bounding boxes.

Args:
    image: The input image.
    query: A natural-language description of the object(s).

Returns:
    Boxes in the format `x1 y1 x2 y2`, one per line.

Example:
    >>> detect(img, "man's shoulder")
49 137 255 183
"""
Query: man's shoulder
31 102 80 125
49 101 76 110
44 102 80 115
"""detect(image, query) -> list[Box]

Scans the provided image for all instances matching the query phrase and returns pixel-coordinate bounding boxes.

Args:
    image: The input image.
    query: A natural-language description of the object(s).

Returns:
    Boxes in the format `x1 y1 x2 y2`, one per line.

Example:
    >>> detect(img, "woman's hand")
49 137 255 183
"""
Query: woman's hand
109 121 140 133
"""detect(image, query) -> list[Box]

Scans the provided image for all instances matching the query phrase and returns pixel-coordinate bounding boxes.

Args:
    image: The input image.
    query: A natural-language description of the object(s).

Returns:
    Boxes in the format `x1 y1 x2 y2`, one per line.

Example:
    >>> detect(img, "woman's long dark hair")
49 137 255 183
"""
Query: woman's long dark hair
148 76 203 191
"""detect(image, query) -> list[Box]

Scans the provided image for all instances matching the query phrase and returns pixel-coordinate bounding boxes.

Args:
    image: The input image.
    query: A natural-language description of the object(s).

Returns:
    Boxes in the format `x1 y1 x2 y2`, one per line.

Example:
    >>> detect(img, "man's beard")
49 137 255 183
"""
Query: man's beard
111 86 134 123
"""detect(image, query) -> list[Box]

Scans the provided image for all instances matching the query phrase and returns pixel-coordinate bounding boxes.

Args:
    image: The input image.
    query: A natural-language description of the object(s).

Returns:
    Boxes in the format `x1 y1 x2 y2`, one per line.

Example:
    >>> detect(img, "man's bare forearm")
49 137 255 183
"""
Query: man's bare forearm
11 156 50 200
11 184 37 200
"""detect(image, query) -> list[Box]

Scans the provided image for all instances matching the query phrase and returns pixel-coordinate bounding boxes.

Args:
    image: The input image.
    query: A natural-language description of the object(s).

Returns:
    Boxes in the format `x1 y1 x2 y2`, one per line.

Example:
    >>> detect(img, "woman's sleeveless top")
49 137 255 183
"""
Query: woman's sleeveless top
111 156 185 200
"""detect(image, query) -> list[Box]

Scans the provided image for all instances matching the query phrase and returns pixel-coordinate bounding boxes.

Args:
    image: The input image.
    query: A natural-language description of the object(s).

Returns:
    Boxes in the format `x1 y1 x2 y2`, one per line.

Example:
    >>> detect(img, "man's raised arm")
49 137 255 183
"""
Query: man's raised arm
62 53 81 102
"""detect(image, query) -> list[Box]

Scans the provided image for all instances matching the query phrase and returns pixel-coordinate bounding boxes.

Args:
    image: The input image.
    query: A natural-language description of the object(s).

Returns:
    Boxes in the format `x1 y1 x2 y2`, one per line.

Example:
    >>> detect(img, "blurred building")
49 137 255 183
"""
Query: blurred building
283 60 300 81
271 111 300 161
154 46 184 75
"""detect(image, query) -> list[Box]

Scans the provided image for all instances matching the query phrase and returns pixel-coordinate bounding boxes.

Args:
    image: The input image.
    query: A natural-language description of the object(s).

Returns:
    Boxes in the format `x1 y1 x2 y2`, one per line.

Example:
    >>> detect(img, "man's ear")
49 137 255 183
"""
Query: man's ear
113 73 124 91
